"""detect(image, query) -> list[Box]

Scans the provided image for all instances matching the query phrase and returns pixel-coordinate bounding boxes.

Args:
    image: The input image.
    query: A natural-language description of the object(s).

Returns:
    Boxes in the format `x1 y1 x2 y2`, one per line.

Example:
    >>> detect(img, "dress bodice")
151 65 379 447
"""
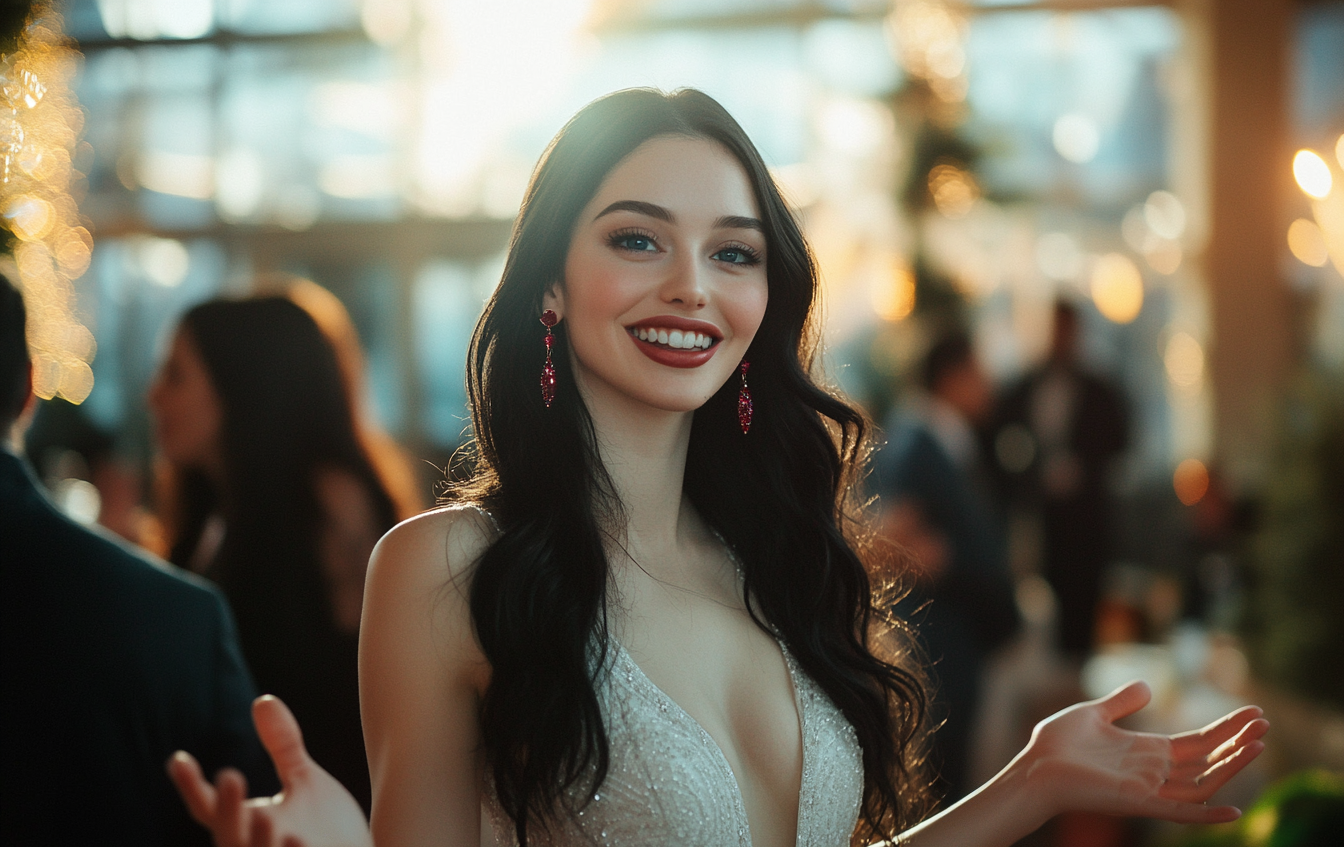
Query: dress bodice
482 638 864 846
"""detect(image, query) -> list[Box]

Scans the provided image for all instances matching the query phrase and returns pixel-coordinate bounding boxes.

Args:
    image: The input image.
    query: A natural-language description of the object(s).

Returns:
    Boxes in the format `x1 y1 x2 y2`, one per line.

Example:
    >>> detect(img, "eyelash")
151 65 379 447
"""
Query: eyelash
607 228 659 253
606 229 763 266
714 242 763 266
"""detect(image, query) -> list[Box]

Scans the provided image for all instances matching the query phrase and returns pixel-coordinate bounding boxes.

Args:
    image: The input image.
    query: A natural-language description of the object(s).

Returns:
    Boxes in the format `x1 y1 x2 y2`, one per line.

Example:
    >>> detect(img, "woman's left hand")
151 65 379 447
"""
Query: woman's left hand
1018 680 1269 824
894 680 1269 847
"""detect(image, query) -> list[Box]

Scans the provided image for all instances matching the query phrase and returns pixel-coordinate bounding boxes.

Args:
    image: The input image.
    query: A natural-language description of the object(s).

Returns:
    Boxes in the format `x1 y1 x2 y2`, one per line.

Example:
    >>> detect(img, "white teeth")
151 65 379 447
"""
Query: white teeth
632 327 716 349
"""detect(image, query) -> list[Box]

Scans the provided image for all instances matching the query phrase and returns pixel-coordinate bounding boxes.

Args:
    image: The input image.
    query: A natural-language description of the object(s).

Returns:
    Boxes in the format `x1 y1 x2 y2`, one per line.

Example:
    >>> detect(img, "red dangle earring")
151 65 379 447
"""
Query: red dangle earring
737 361 752 434
540 309 558 408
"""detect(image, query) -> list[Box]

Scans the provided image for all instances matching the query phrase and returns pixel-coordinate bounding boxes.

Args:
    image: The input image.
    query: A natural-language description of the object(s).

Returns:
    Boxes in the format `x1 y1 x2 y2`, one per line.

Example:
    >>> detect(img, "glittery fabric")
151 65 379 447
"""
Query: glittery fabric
482 639 864 846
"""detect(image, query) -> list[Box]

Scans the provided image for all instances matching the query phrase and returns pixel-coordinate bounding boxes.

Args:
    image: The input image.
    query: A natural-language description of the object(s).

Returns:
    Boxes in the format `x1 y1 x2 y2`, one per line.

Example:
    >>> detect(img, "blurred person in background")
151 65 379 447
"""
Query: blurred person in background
148 294 413 813
992 300 1130 661
0 271 272 845
268 275 425 520
872 331 1021 804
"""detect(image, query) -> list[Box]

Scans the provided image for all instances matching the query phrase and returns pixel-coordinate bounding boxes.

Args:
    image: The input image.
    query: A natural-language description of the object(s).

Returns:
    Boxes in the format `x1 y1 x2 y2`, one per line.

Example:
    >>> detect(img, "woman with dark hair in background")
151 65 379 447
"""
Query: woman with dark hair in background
169 89 1266 847
150 295 410 812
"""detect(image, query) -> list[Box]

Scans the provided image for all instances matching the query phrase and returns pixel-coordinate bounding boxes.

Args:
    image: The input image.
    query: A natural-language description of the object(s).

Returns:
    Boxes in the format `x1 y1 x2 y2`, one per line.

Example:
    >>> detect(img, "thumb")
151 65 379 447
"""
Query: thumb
1096 680 1152 723
252 694 314 790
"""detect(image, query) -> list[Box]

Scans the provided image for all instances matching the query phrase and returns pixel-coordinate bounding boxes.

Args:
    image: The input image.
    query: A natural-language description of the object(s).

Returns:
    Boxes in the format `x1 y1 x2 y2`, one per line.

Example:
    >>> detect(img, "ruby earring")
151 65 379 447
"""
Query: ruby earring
737 361 752 434
540 309 558 408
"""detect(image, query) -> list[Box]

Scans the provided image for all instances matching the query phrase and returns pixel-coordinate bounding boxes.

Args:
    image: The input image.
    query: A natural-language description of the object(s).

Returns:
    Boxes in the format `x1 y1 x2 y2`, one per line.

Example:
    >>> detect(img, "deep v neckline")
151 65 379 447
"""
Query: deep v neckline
608 636 808 847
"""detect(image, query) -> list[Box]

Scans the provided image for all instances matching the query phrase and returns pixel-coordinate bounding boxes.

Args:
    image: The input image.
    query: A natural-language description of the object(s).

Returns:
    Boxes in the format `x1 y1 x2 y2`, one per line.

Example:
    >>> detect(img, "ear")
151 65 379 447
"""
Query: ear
541 281 564 321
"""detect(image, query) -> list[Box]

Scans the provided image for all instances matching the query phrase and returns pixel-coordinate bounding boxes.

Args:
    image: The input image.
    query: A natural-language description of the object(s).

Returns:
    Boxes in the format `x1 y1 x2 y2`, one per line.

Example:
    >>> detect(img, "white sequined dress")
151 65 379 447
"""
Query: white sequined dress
482 639 865 846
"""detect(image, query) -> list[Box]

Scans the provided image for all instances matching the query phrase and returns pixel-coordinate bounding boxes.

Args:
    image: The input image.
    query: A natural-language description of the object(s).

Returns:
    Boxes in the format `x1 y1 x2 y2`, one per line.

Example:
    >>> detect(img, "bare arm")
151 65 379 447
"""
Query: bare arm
362 507 495 847
890 681 1269 847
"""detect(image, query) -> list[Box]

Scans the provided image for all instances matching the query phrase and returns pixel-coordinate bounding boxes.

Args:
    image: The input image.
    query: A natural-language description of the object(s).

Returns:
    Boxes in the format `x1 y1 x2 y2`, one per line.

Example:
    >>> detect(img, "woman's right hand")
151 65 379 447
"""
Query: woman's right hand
168 695 373 847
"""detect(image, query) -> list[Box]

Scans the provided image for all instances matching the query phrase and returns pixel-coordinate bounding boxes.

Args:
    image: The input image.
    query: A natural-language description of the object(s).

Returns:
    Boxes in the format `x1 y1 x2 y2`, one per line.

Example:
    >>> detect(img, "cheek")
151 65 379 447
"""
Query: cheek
723 279 769 342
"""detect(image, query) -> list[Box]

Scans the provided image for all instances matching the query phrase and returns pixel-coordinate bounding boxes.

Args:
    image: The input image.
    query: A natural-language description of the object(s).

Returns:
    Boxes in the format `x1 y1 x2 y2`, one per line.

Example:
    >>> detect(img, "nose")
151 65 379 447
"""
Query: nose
660 251 708 309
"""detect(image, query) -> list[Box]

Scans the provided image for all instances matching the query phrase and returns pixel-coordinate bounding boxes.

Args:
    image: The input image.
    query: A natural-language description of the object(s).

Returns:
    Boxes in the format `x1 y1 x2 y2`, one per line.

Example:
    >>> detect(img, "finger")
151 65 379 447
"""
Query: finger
1096 680 1152 722
1163 740 1265 802
1168 717 1269 780
215 768 251 847
1144 796 1243 826
248 805 276 847
1171 706 1264 757
167 751 218 827
252 695 313 790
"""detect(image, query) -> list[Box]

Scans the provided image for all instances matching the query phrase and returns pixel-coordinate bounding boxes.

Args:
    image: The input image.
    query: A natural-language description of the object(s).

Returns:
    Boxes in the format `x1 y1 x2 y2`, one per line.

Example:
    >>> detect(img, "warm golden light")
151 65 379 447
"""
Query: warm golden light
928 162 978 218
2 3 96 404
1144 239 1182 275
1294 149 1333 199
886 0 969 101
1336 134 1344 169
1173 459 1210 506
874 265 917 322
1090 253 1144 324
1143 190 1186 240
1164 332 1204 389
1287 217 1330 267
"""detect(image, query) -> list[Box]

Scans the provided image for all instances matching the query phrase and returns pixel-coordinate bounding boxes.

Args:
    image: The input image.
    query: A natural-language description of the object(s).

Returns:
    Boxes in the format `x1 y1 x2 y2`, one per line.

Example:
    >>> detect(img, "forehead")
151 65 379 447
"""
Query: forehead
583 135 761 220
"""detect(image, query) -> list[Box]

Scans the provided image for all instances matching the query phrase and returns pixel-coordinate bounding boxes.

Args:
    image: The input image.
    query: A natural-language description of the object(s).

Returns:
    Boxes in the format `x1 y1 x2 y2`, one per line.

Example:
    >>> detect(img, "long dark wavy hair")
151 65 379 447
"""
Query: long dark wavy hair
162 296 397 580
449 88 930 844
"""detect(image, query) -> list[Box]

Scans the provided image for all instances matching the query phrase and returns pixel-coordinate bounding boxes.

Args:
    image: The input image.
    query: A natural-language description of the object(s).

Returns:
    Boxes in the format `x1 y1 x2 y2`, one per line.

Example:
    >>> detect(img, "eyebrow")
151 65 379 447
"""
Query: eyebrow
593 201 765 233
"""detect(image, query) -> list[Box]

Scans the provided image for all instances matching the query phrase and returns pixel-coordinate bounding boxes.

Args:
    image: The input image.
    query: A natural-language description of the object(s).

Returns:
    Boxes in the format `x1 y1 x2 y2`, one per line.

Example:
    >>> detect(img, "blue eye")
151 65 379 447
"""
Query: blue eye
609 230 658 252
713 245 761 266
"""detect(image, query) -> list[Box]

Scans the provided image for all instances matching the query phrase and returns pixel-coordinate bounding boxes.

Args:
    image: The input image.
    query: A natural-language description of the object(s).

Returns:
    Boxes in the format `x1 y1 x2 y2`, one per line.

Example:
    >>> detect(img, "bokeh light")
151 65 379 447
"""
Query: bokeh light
928 162 978 218
873 264 917 322
886 0 969 102
1294 149 1333 199
1053 113 1101 163
1164 331 1204 389
1288 217 1331 267
1173 458 1210 506
1090 253 1144 324
2 2 97 404
1036 232 1085 281
1143 190 1186 240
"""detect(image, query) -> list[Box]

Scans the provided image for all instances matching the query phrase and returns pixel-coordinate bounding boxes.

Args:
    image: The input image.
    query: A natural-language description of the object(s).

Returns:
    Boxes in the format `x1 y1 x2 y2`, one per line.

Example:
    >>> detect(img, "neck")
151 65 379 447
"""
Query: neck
578 380 700 571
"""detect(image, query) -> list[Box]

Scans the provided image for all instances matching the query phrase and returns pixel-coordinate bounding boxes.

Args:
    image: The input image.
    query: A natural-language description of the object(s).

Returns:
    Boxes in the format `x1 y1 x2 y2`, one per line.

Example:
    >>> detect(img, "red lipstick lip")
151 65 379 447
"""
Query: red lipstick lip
631 336 718 368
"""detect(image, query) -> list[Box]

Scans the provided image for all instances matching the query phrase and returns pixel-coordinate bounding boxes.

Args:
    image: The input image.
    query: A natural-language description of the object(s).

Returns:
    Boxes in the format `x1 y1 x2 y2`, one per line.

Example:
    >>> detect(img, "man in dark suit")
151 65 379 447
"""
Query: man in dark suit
991 300 1130 660
1 272 274 845
873 332 1020 805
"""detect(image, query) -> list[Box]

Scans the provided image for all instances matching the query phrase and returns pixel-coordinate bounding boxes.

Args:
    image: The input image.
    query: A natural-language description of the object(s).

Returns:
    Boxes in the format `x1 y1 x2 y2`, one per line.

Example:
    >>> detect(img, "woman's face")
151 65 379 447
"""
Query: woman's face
148 328 224 475
547 135 769 417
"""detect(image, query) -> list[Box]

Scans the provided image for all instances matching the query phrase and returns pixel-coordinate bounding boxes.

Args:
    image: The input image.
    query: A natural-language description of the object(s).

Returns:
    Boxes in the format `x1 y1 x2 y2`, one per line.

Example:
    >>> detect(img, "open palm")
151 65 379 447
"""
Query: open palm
1021 681 1269 824
168 696 372 847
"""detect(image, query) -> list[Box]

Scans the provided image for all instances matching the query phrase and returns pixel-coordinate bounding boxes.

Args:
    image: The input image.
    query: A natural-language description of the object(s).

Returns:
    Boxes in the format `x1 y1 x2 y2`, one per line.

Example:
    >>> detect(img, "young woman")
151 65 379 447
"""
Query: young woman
151 295 413 812
168 89 1267 847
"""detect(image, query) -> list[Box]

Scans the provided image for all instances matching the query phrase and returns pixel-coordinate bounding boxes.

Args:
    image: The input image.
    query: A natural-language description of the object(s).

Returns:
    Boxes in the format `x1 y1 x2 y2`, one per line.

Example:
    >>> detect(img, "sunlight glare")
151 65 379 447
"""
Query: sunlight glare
1294 149 1333 199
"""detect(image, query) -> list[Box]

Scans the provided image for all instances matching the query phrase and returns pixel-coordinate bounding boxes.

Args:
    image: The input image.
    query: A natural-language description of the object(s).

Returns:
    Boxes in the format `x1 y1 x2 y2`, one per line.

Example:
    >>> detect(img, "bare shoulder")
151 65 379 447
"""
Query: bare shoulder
368 503 498 589
361 503 499 843
363 503 499 693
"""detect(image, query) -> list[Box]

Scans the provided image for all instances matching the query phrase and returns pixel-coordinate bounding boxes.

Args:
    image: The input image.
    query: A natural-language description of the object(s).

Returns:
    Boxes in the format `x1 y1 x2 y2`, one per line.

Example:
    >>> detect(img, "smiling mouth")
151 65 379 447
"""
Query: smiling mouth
627 326 718 350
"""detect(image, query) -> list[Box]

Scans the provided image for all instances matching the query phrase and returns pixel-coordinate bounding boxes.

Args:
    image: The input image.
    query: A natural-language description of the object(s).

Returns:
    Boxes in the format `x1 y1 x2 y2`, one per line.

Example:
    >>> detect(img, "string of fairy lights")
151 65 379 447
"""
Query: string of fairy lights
1 1 96 405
